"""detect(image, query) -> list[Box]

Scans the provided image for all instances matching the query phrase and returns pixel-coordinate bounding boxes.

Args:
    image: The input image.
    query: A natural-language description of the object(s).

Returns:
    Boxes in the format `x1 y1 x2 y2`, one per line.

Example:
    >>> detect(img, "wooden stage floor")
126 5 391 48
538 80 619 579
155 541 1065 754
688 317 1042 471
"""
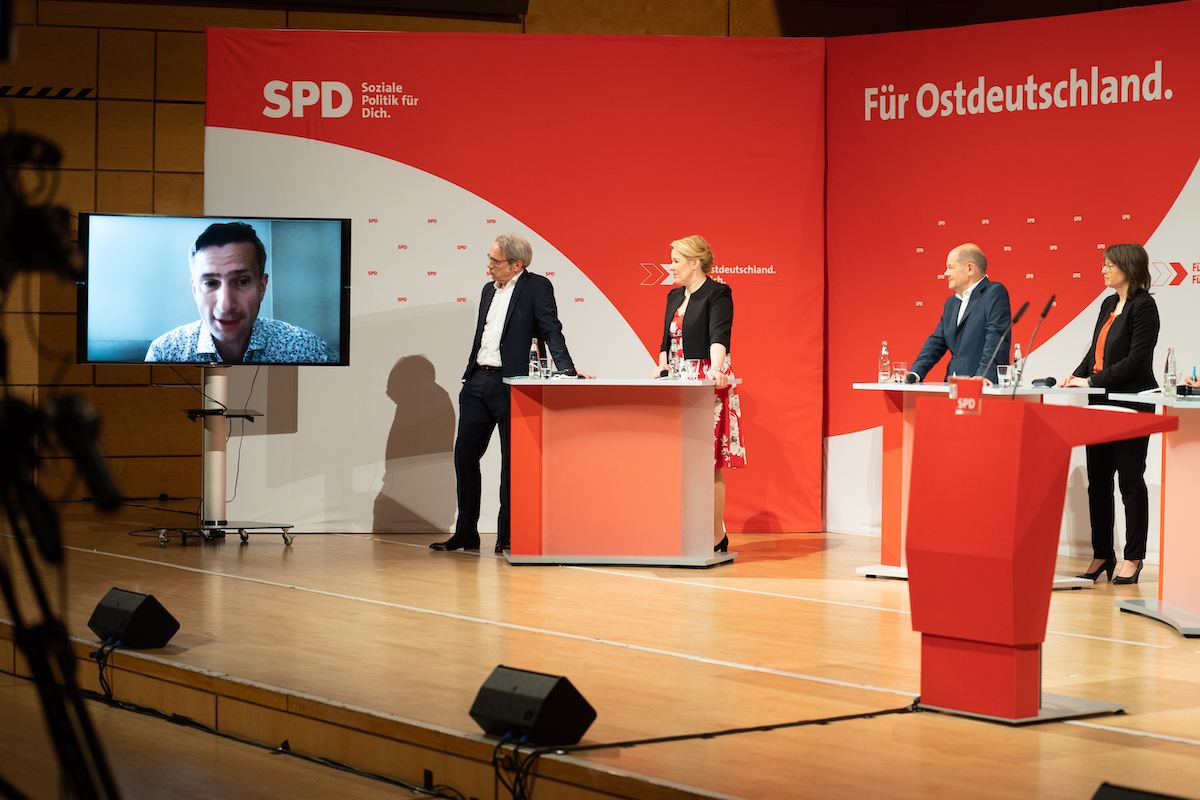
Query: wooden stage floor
4 503 1200 799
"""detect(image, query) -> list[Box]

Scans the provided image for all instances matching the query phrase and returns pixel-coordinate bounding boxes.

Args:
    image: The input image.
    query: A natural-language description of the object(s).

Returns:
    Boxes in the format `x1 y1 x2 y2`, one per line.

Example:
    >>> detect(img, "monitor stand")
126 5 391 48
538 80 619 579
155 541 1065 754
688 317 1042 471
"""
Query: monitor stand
160 366 294 547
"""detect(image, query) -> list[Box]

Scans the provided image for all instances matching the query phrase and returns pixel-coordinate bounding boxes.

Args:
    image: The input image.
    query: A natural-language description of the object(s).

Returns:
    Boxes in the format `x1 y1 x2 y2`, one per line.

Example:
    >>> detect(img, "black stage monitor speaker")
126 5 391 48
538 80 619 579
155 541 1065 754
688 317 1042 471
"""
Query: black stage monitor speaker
87 588 179 649
469 665 596 745
1093 783 1190 800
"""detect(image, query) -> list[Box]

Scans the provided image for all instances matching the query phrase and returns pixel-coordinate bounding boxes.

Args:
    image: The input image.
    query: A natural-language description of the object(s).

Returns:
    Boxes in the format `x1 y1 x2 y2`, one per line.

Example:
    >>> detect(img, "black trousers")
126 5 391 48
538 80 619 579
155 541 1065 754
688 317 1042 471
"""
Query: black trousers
1085 435 1151 561
454 369 510 540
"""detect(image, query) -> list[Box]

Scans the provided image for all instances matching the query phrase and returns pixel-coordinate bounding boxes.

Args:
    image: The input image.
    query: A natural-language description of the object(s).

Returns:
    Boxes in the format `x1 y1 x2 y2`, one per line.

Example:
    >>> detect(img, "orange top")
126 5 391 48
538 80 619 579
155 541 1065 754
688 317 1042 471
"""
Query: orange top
1093 312 1117 373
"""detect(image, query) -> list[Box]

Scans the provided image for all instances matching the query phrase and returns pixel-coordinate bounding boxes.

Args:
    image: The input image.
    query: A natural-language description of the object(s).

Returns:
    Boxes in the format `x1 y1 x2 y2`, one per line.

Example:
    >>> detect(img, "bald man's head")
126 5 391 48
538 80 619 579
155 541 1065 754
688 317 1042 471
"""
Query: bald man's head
945 243 987 294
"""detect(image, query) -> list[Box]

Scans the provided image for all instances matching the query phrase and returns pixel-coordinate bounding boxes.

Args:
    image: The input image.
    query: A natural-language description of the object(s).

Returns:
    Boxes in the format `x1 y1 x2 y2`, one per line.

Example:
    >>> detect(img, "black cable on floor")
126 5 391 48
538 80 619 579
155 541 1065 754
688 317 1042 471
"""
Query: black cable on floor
76 689 470 799
496 698 923 800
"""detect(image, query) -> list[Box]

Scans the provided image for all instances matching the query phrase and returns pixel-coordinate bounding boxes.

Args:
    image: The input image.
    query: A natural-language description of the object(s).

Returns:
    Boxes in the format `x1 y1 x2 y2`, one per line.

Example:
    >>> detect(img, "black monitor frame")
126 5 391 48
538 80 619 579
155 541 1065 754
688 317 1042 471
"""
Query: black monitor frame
76 213 352 367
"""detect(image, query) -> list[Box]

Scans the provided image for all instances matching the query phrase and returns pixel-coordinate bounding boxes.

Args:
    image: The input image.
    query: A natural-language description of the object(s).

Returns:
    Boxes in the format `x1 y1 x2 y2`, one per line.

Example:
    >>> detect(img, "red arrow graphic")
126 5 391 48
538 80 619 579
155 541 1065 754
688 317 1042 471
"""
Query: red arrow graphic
1169 262 1188 286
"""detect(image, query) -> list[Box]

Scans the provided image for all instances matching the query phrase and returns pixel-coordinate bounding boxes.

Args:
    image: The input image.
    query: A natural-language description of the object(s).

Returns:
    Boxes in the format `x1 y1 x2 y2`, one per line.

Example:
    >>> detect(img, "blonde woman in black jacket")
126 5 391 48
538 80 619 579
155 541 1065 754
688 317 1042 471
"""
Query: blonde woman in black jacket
656 235 746 552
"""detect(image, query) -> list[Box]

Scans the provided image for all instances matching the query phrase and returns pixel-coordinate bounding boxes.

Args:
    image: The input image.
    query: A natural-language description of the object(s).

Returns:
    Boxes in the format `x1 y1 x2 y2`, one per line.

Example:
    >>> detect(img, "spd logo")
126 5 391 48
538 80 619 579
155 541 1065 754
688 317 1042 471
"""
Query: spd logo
263 81 352 118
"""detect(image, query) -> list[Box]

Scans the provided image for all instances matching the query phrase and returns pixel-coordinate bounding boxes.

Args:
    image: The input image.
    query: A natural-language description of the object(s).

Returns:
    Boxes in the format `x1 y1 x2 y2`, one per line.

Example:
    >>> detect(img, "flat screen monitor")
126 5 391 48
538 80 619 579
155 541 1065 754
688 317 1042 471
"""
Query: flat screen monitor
76 214 351 366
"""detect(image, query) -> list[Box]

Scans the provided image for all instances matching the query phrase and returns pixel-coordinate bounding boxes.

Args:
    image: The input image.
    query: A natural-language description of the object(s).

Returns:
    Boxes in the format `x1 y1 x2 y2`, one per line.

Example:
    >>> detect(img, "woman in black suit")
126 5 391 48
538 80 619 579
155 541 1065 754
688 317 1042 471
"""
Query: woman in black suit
1062 243 1160 584
655 236 746 552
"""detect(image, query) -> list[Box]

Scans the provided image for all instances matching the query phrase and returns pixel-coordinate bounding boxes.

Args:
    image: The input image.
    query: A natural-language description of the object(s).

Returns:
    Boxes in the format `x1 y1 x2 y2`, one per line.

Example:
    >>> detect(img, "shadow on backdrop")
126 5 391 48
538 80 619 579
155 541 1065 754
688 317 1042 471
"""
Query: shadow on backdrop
373 355 456 532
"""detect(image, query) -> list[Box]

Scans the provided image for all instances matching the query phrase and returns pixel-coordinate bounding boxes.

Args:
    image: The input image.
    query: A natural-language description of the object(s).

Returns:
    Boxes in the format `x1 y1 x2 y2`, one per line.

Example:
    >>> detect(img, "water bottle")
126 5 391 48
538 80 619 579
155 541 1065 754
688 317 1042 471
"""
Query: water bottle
1164 347 1177 400
528 338 540 378
1012 343 1023 386
878 341 891 383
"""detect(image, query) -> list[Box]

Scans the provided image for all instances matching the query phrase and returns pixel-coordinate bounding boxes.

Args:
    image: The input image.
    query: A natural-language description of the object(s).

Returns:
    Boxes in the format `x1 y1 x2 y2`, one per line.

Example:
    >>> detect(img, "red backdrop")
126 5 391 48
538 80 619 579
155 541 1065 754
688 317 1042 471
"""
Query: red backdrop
207 32 827 533
826 3 1200 437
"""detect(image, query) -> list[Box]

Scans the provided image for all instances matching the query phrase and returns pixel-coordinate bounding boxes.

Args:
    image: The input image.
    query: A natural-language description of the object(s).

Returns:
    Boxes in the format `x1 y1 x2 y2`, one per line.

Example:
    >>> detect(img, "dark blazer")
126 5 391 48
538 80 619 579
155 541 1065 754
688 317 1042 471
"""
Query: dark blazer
462 270 575 380
911 277 1011 383
1072 289 1159 403
659 278 733 360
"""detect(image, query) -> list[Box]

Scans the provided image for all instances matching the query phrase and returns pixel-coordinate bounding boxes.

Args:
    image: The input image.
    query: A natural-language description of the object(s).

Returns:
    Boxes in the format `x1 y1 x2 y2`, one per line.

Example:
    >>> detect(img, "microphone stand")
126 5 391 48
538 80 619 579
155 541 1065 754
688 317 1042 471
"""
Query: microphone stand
1011 295 1055 400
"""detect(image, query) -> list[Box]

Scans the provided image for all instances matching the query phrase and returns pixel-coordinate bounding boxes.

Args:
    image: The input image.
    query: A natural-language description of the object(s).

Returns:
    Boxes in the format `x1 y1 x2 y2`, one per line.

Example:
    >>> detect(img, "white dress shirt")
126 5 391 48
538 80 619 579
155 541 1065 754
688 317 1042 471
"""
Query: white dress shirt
956 277 986 325
476 270 522 367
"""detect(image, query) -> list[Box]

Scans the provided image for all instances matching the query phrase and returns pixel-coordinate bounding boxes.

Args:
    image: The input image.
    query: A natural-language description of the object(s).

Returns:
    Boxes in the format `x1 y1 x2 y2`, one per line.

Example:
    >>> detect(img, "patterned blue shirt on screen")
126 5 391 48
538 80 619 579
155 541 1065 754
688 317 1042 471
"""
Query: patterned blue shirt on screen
145 317 336 363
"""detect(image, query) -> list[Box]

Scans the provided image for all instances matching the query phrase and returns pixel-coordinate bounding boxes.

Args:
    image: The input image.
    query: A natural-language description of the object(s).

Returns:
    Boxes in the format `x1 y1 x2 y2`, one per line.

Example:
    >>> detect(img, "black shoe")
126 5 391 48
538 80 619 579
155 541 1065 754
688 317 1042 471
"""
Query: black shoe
1113 560 1144 585
714 535 728 553
430 534 480 551
495 537 510 554
1076 556 1116 582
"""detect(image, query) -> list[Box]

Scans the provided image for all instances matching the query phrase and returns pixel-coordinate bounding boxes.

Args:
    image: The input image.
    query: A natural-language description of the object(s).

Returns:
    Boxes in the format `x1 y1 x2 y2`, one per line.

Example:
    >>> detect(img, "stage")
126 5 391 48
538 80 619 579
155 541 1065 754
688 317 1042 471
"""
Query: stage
3 503 1200 799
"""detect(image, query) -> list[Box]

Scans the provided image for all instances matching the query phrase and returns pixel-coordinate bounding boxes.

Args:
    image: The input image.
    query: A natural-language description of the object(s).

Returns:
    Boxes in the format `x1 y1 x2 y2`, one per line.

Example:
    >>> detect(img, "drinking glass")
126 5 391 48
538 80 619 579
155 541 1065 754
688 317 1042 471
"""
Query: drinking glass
996 364 1012 388
891 361 908 383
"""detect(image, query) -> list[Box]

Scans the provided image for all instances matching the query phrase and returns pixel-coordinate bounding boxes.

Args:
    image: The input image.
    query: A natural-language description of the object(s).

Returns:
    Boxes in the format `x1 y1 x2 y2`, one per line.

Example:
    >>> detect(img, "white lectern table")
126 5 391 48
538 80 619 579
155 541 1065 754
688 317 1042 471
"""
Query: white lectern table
504 377 738 567
1109 393 1200 636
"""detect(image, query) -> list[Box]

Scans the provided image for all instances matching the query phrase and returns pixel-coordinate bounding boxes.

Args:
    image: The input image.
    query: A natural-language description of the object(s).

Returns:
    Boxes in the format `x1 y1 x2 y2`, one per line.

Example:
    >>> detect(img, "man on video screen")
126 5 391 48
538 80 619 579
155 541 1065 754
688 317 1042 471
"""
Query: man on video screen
145 222 335 363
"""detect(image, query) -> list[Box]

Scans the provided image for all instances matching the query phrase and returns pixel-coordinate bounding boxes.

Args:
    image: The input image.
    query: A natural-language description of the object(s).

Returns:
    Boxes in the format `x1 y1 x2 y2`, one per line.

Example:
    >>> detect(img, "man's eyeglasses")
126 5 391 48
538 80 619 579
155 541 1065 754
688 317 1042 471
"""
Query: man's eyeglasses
488 257 511 268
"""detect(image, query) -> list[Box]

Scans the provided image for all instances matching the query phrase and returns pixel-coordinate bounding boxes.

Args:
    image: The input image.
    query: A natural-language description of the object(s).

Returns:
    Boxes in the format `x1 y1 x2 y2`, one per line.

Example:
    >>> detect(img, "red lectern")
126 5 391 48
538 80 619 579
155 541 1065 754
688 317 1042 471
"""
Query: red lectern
906 396 1177 723
851 382 1100 587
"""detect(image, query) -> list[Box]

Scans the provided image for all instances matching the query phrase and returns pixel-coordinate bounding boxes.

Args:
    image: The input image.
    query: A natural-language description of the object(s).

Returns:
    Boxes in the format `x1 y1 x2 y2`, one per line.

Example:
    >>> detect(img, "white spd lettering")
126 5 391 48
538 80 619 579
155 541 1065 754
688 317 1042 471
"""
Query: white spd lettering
263 81 352 118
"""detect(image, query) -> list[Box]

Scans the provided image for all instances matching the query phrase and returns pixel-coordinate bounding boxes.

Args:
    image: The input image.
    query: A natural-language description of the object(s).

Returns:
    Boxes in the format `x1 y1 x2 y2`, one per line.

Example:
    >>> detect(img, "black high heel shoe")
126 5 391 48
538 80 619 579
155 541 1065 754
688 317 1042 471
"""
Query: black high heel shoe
714 535 728 553
1076 556 1116 582
1112 560 1144 585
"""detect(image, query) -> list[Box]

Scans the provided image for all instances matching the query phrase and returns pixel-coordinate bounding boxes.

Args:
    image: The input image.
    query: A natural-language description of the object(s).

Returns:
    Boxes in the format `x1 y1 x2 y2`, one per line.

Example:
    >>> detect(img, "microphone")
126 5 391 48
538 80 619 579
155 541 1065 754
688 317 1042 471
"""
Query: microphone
1039 294 1056 319
1017 295 1056 390
980 301 1028 381
1030 376 1057 388
904 372 919 384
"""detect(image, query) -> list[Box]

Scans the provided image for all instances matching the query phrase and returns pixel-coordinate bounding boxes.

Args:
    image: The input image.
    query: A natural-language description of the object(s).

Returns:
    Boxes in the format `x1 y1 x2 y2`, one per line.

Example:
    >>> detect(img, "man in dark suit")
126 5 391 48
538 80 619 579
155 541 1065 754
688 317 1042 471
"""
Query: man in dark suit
431 233 593 554
910 243 1011 384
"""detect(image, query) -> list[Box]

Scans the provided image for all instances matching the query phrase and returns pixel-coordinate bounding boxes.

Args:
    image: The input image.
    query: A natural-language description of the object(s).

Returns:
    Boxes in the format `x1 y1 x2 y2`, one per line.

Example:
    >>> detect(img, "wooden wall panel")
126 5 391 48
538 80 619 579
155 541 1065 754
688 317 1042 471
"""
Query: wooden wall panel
37 455 201 501
731 0 784 35
773 0 907 36
39 385 199 456
4 273 40 313
7 272 75 351
0 26 97 89
9 386 37 409
525 0 728 35
153 172 203 214
1 312 39 384
97 100 154 170
7 99 96 170
285 10 523 33
156 32 204 102
98 29 155 99
95 365 153 384
152 365 201 385
19 168 95 228
39 1 286 32
13 0 35 24
37 313 92 386
96 170 154 213
39 273 78 316
154 103 204 172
